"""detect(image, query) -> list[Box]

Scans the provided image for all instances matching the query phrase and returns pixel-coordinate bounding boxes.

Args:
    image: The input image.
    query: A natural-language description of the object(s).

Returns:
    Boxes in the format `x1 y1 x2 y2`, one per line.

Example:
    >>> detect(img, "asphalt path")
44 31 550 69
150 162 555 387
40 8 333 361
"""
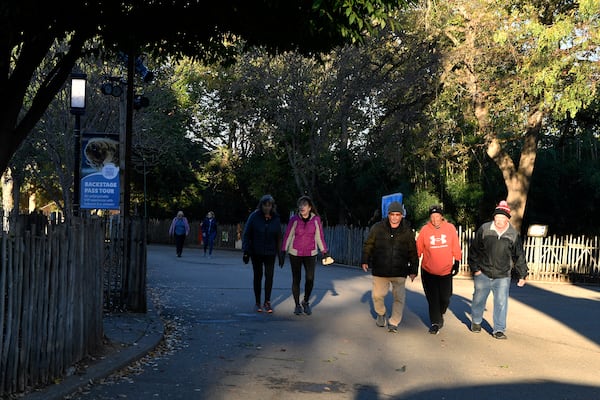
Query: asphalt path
69 244 600 400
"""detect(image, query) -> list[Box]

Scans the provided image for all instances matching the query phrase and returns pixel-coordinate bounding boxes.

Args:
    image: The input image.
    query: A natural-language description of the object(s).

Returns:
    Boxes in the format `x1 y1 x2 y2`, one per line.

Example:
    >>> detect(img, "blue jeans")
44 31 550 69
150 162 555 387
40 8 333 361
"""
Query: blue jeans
471 273 510 333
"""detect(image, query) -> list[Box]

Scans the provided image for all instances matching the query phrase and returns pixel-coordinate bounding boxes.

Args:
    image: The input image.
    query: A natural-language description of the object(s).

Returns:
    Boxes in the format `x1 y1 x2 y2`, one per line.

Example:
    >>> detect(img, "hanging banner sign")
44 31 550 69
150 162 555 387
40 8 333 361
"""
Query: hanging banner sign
80 133 120 210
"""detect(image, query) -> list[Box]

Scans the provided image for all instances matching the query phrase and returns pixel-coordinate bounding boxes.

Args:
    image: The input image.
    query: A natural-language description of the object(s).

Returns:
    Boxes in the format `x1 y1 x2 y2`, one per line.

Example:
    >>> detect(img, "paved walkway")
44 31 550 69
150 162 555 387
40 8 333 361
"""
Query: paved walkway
26 244 600 400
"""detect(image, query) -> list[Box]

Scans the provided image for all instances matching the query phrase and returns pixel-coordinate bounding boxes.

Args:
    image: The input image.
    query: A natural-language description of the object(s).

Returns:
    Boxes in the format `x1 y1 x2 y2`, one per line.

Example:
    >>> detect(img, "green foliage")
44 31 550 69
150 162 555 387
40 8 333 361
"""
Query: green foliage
404 190 440 228
444 172 483 228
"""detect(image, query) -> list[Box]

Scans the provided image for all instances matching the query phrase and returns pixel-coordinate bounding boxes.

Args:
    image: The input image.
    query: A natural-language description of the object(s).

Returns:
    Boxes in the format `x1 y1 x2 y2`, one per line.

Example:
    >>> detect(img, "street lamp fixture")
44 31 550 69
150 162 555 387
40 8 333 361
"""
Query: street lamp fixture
70 72 87 216
70 73 87 114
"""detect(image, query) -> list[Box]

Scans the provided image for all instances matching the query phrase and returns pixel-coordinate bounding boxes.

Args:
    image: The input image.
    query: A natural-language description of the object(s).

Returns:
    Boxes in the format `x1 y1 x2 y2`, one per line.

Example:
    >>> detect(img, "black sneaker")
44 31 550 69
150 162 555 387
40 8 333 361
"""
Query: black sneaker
376 314 386 327
471 323 481 333
294 304 303 315
493 331 507 340
429 324 440 335
302 301 312 315
255 303 263 313
387 324 398 333
263 301 273 313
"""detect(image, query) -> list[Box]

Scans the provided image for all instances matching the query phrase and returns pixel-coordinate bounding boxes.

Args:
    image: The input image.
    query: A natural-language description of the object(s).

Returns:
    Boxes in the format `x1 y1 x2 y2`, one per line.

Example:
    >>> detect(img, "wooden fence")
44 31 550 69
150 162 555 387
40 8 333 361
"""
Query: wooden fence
147 221 600 283
0 216 147 397
0 219 104 395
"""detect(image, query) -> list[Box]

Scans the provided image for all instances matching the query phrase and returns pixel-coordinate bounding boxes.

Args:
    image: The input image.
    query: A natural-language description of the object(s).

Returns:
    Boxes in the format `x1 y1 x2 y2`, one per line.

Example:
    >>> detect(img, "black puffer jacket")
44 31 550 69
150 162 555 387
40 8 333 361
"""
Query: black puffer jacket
361 218 419 278
468 221 528 279
242 209 282 256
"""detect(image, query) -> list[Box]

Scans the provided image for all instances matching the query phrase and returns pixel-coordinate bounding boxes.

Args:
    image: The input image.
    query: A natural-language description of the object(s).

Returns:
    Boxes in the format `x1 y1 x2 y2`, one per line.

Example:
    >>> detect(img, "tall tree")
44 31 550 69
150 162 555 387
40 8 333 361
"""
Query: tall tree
424 0 600 230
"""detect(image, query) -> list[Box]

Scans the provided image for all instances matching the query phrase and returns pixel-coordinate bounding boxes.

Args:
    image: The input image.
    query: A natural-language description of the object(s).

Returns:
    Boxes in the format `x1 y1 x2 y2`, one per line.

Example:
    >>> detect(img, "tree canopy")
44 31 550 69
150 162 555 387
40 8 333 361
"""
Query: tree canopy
0 0 410 175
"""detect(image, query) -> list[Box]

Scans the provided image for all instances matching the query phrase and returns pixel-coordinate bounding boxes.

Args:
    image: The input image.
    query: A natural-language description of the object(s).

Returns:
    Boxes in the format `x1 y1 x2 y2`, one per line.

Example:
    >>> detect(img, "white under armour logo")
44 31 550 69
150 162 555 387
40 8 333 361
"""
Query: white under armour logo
429 234 447 245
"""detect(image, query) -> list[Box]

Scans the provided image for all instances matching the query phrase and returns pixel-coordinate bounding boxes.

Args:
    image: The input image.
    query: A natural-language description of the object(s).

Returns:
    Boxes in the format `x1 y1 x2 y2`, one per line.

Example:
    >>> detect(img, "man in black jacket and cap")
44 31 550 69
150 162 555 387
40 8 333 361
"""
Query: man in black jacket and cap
361 201 419 333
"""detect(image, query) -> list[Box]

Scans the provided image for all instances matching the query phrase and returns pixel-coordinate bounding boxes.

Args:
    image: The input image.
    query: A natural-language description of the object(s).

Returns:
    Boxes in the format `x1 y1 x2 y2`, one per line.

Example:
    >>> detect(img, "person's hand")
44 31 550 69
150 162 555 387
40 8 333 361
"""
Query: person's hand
409 273 417 282
242 253 250 264
322 252 334 265
517 278 526 287
278 252 285 268
361 264 369 272
452 260 460 276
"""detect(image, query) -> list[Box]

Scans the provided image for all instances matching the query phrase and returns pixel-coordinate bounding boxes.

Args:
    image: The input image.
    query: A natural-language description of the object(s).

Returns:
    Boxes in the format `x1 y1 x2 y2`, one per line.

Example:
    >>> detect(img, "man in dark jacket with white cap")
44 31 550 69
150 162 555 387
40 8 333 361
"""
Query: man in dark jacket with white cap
468 200 528 339
361 201 419 333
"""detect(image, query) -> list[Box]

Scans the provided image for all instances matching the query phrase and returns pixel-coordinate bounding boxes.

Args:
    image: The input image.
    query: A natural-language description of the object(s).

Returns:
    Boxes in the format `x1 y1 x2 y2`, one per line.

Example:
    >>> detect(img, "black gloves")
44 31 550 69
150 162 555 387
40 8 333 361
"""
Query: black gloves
452 260 460 276
243 252 250 264
278 251 286 268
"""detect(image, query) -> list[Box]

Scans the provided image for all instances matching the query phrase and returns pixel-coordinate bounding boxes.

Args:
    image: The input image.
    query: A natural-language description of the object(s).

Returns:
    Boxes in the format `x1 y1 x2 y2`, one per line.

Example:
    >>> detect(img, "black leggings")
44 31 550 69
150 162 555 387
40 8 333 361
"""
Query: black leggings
289 255 316 305
421 268 453 326
174 234 186 255
251 254 276 304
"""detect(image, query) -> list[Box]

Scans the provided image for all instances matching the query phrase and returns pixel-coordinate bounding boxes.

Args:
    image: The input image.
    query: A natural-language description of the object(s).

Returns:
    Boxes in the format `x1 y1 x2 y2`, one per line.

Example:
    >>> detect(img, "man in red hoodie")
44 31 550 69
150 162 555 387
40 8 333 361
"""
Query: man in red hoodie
416 205 462 335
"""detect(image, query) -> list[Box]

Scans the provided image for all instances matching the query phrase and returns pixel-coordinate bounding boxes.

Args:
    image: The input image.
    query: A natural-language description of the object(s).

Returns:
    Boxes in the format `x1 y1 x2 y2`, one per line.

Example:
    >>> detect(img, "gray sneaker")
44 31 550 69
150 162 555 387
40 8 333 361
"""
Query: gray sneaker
471 323 481 333
387 323 398 333
376 314 386 327
302 301 312 315
294 304 303 315
493 331 507 340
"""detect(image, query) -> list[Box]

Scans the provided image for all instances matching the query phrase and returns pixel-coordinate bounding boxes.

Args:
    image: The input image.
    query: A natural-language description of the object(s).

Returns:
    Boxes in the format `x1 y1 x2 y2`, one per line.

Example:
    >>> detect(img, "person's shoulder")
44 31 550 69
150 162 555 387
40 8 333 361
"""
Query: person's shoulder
371 220 386 231
479 221 493 230
442 220 458 230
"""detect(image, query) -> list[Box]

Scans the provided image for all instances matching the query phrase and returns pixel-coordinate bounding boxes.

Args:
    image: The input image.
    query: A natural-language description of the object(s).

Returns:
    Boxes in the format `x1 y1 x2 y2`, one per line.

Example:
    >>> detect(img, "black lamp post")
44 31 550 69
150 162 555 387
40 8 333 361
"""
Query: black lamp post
70 73 87 216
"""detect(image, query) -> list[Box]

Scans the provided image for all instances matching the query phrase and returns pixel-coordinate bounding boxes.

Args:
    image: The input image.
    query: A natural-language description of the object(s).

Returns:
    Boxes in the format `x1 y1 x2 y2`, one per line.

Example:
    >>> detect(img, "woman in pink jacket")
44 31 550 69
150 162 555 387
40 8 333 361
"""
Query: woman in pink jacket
281 196 329 316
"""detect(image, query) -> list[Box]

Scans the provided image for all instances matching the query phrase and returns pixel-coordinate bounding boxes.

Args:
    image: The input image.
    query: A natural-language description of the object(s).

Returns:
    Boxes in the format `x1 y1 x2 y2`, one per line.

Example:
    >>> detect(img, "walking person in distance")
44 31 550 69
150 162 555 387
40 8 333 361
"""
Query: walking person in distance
361 201 418 333
242 194 283 313
201 211 218 257
416 205 462 335
168 210 190 257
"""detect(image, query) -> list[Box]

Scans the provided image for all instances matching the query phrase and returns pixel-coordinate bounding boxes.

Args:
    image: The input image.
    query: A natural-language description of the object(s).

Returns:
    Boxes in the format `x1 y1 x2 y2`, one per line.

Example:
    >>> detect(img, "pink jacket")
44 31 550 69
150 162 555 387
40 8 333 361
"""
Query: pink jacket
282 213 328 256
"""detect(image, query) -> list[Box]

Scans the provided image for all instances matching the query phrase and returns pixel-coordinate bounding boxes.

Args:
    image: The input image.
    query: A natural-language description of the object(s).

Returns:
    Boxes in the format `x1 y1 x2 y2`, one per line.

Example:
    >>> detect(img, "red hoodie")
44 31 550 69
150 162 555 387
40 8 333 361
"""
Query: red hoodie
416 220 462 276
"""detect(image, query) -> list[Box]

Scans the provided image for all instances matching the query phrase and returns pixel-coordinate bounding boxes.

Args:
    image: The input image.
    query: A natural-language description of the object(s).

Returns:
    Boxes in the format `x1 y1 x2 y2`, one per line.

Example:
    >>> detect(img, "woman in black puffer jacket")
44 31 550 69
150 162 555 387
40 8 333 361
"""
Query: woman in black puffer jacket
242 194 283 313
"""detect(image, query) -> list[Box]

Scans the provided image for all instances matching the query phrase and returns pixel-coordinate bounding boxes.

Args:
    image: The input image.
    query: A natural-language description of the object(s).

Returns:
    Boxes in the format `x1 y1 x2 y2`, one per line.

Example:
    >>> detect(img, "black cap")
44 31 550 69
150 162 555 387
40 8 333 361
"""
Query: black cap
429 205 443 215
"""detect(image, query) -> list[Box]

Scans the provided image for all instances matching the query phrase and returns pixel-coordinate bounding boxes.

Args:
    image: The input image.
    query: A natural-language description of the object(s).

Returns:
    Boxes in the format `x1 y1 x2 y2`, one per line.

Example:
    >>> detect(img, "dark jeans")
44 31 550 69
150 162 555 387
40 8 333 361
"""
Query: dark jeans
421 268 453 326
174 234 186 256
289 255 316 305
251 254 276 305
203 233 216 255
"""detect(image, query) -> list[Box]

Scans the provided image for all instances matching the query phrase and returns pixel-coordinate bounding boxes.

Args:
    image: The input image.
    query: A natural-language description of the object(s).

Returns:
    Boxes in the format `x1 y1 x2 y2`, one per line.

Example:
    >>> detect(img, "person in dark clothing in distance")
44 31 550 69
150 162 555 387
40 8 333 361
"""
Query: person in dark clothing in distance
201 211 218 257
